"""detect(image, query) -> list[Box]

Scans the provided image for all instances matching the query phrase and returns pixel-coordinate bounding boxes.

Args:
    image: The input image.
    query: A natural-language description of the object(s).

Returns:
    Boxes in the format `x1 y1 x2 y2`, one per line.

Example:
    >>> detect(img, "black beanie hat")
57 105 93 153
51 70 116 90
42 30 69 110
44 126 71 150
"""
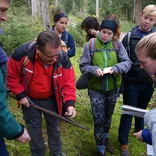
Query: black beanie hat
100 20 117 33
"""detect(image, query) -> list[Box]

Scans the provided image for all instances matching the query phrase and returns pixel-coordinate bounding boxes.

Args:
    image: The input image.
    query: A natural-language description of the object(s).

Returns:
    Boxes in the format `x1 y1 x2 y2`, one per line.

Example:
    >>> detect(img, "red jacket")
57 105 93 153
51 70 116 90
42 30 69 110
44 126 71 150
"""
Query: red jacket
7 42 76 115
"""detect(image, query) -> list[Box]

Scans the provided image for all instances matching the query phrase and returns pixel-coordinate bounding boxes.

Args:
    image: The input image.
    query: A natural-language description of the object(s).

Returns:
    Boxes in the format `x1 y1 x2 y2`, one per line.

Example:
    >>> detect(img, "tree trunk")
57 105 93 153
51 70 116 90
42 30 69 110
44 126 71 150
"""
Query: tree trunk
126 6 128 21
31 0 41 19
133 0 136 22
55 0 59 7
31 0 50 28
41 0 51 28
134 0 142 25
96 0 99 17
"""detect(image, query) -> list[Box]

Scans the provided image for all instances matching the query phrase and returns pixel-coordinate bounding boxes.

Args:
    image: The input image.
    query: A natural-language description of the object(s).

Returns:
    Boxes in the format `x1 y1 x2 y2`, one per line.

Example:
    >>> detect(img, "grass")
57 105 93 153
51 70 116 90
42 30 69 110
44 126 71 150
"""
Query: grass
5 48 148 156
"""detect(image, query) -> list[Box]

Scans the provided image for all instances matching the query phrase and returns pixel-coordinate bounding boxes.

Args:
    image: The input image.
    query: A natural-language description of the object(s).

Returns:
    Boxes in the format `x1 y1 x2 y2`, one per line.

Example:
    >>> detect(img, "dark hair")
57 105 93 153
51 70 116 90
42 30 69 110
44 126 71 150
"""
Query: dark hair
53 12 68 23
81 16 100 41
104 14 120 40
36 30 61 51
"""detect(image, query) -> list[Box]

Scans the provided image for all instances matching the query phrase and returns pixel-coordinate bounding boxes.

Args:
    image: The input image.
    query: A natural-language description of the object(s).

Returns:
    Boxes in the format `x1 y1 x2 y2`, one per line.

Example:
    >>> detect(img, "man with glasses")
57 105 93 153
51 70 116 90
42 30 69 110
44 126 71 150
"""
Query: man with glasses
7 30 76 156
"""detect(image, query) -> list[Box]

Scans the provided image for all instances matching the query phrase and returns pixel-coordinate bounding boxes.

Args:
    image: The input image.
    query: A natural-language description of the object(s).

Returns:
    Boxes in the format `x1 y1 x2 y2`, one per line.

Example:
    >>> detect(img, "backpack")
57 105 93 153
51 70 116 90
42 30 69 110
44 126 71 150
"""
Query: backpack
76 38 120 90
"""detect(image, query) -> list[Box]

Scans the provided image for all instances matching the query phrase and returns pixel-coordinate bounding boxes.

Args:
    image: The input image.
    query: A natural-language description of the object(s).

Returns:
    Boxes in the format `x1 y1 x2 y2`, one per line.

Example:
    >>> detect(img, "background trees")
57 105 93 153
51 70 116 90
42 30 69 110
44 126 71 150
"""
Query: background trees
13 0 156 24
10 0 156 25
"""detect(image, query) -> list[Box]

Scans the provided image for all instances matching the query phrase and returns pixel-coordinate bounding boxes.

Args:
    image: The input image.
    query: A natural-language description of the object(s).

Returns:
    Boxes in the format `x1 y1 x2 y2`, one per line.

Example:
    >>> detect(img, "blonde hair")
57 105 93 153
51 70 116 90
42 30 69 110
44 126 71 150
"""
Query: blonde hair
142 4 156 16
136 32 156 59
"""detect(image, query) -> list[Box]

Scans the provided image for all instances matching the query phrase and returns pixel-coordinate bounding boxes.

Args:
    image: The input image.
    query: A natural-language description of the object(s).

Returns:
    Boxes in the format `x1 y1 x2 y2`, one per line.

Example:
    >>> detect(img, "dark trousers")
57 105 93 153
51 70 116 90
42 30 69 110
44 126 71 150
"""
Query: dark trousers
0 139 9 156
22 97 62 156
89 89 118 145
118 82 154 145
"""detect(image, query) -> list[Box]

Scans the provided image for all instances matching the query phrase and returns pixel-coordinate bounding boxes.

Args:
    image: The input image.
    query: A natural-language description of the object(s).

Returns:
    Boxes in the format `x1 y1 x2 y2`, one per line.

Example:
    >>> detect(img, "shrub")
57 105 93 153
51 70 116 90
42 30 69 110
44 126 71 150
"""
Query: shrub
0 7 44 56
67 23 86 48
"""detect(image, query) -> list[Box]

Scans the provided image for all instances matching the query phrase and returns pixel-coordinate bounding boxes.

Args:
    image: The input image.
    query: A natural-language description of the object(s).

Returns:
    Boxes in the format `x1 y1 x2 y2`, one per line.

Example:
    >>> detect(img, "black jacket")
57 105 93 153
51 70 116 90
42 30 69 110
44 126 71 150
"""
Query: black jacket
122 26 156 83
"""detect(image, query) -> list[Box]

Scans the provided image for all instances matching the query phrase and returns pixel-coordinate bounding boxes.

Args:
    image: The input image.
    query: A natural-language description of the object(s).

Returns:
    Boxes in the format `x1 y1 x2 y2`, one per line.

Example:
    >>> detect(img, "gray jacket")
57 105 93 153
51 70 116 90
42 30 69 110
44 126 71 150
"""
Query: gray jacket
80 39 132 76
144 109 156 155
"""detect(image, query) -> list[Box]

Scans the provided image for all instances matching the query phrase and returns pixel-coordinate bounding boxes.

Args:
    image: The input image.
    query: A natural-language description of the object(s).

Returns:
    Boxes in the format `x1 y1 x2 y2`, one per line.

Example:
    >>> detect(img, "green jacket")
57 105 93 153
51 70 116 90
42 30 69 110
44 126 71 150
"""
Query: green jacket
0 61 23 140
88 36 121 92
80 34 132 92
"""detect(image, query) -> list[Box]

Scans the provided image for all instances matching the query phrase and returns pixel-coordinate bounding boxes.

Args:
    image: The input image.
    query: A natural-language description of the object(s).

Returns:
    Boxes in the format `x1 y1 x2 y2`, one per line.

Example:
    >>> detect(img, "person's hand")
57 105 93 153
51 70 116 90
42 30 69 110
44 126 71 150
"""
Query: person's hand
133 130 144 142
90 29 99 37
96 68 104 77
19 97 30 107
15 128 31 143
64 106 76 118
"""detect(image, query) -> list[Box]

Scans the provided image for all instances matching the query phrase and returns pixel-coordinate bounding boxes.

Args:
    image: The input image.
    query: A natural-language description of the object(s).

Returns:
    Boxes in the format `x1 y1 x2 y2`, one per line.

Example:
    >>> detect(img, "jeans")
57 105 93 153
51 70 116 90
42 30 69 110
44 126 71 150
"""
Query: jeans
22 97 62 156
0 139 9 156
118 82 154 145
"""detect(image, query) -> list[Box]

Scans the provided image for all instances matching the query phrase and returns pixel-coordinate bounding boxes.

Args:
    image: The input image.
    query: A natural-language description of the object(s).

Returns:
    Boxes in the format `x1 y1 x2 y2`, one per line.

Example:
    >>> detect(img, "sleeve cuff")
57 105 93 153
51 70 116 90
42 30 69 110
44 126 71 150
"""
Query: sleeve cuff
16 91 27 100
65 100 75 109
12 125 24 140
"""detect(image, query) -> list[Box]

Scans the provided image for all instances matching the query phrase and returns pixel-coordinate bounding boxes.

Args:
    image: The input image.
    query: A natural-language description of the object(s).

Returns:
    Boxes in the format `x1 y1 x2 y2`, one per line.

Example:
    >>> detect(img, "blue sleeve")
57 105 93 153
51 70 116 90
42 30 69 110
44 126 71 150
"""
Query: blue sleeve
142 128 152 145
67 33 76 58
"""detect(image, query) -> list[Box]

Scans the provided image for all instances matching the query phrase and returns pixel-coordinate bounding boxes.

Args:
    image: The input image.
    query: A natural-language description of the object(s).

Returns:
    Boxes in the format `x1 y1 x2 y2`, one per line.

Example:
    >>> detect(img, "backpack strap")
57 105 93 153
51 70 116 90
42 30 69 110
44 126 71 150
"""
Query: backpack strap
22 41 36 94
89 38 96 52
88 38 96 64
22 41 36 67
23 56 29 67
65 32 68 45
126 32 131 57
112 40 119 53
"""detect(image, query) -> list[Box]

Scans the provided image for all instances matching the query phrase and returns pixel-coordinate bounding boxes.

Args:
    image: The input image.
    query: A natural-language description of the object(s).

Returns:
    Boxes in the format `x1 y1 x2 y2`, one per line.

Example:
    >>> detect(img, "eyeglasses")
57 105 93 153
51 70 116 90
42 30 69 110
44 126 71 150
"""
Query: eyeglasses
41 50 59 59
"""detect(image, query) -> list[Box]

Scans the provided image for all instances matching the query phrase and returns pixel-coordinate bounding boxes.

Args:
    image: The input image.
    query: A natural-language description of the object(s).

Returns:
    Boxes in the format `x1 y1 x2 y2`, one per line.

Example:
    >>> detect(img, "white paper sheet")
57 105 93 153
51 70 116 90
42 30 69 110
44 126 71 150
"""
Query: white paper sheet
147 144 154 156
120 105 149 118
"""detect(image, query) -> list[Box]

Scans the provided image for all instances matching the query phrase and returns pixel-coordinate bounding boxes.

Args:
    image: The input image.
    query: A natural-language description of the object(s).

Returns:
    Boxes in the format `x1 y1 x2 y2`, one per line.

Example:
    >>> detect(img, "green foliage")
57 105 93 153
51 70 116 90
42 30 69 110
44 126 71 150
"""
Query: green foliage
0 7 44 56
120 20 136 32
87 0 96 15
11 0 28 7
61 0 74 13
65 15 86 48
67 24 85 48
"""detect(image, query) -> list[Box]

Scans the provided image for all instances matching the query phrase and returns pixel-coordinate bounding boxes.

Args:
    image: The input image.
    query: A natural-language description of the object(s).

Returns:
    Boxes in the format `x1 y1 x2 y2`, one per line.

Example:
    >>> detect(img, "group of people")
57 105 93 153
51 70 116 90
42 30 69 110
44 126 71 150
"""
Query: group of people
79 4 156 156
0 1 156 156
